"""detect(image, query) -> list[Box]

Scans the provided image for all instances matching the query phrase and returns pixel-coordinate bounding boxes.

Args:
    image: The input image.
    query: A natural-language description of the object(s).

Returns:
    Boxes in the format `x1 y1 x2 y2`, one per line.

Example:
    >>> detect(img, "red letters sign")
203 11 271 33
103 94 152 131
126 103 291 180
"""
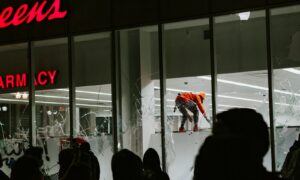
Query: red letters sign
0 0 67 29
0 70 57 89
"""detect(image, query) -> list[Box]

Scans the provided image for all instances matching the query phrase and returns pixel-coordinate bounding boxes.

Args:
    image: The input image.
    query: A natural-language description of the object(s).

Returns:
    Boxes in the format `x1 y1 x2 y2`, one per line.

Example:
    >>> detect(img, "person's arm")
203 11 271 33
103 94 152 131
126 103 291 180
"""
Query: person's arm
196 96 211 124
195 96 206 116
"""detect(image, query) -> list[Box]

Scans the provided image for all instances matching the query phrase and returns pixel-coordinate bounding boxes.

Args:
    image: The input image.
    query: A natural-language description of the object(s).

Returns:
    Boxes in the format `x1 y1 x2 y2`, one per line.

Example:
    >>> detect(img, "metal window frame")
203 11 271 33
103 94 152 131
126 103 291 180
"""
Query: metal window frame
28 41 36 146
266 8 276 172
68 36 76 139
24 2 300 174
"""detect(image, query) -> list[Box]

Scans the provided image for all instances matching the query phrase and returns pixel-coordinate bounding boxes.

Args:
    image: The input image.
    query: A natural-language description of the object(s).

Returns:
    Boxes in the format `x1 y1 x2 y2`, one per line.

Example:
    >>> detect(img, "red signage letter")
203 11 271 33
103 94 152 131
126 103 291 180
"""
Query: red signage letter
6 75 15 88
16 73 27 87
38 71 47 86
0 7 13 28
0 0 67 29
48 70 57 84
0 76 4 89
12 4 28 26
48 0 67 20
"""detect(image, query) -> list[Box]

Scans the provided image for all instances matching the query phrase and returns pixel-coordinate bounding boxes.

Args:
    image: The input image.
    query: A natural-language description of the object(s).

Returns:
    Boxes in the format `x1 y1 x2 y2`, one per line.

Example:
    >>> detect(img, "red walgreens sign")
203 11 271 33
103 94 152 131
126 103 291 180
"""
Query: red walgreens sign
0 70 57 89
0 0 67 29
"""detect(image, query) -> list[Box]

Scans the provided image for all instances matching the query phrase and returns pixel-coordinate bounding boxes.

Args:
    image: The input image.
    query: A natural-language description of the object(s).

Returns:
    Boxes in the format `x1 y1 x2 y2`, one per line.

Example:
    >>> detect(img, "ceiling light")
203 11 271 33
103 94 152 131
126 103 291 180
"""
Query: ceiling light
22 93 29 99
2 106 7 111
237 11 250 21
283 68 300 75
15 92 22 99
57 89 111 96
77 103 111 108
35 94 112 103
47 110 52 116
154 86 212 96
210 104 257 109
218 94 264 103
154 98 174 102
198 76 300 97
198 76 267 90
0 98 27 103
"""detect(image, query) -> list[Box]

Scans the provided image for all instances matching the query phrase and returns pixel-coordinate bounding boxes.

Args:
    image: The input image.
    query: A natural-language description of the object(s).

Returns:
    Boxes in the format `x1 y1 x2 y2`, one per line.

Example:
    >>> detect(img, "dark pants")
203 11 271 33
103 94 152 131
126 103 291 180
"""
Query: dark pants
175 99 199 128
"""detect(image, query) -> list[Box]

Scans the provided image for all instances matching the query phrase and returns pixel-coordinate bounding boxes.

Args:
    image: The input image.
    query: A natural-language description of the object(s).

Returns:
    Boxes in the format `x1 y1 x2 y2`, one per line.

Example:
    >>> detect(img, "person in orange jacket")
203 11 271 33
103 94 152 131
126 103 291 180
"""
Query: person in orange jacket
175 91 210 132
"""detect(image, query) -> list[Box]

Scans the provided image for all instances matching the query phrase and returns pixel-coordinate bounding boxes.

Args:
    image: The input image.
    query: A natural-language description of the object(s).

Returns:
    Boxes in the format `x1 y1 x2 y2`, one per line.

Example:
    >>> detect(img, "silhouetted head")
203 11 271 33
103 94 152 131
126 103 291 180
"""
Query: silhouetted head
80 141 91 152
195 108 271 180
58 148 74 178
70 137 86 148
194 135 264 180
111 149 143 180
24 146 44 167
143 148 161 172
10 156 43 180
213 108 269 158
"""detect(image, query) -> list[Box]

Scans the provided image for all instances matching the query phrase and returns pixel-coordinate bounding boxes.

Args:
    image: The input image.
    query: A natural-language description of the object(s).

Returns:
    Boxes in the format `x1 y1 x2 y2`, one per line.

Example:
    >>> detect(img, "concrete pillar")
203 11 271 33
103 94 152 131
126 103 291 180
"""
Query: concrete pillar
120 30 142 156
140 30 156 154
118 29 157 157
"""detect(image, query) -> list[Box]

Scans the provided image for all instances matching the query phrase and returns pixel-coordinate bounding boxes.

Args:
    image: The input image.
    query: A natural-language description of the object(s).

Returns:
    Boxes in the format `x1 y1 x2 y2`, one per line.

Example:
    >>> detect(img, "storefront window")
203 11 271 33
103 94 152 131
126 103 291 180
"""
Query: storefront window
74 32 113 180
117 26 162 160
214 10 271 169
270 5 300 170
32 38 69 175
163 19 212 179
0 43 29 175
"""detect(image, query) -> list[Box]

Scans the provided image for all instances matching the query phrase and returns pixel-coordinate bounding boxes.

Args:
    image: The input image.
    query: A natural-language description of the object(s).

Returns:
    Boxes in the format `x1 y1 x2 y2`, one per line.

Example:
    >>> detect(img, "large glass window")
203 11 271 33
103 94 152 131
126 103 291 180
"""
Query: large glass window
163 19 212 180
33 38 69 175
117 26 161 161
0 43 29 175
214 10 271 169
270 5 300 170
74 32 113 180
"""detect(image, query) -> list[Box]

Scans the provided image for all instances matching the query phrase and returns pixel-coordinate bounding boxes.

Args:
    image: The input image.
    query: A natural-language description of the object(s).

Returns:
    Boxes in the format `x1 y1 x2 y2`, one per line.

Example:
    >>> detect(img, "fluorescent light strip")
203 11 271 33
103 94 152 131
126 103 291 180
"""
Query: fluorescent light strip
0 98 111 108
154 86 212 96
36 101 111 108
198 76 267 90
210 104 256 109
154 86 300 107
154 86 264 103
283 68 300 75
57 89 111 96
0 98 28 103
155 104 174 108
154 98 174 102
77 104 111 108
198 76 300 97
35 94 112 103
36 101 69 105
218 94 264 103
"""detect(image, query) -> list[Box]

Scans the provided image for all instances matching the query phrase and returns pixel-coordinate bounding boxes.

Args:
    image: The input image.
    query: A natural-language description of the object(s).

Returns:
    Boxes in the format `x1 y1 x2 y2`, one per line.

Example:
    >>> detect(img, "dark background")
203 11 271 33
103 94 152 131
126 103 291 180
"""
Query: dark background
0 0 299 44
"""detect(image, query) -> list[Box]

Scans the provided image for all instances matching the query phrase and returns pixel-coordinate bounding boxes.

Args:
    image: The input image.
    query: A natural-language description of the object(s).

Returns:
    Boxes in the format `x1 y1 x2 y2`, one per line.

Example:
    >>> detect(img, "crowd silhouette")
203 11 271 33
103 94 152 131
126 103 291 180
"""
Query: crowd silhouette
0 108 297 180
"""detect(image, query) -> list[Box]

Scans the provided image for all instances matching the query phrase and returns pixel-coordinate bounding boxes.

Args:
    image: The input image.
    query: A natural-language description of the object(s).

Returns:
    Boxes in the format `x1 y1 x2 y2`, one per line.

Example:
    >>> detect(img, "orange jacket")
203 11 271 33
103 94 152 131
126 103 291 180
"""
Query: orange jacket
176 92 206 114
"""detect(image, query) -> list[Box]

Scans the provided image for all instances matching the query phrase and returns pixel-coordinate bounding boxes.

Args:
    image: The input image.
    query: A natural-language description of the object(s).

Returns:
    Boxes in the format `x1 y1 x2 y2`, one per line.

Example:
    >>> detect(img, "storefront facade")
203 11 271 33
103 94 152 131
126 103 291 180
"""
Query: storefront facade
0 0 300 179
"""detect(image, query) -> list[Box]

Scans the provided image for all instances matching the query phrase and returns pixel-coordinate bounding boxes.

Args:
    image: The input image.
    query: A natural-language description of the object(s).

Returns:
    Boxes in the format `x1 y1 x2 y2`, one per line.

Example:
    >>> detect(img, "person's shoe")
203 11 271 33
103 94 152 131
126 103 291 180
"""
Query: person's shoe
193 124 199 132
179 127 185 132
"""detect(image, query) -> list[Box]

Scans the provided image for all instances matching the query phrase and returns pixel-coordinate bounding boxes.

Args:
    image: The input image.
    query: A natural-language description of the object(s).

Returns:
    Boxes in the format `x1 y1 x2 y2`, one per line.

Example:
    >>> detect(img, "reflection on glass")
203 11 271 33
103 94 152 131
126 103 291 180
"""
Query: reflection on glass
0 43 29 176
74 33 113 180
117 26 161 162
214 10 271 170
271 5 300 171
164 19 212 180
33 38 69 176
